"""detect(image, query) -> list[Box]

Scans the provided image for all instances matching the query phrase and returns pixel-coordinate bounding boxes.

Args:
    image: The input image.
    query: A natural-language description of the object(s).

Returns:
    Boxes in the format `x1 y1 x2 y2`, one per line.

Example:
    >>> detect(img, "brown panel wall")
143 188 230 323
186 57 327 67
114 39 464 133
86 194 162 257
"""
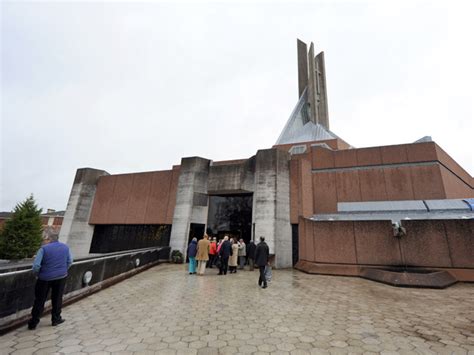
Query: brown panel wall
383 166 415 200
400 220 452 268
439 165 474 199
356 147 382 166
406 142 438 163
444 220 474 268
300 157 314 218
125 172 153 224
107 174 134 223
313 221 357 264
435 144 473 187
290 160 300 224
358 168 388 201
313 172 337 213
144 171 173 224
312 146 335 169
90 169 178 225
354 221 402 265
298 217 308 261
410 165 446 200
335 170 361 202
381 144 409 164
89 175 116 224
334 149 358 168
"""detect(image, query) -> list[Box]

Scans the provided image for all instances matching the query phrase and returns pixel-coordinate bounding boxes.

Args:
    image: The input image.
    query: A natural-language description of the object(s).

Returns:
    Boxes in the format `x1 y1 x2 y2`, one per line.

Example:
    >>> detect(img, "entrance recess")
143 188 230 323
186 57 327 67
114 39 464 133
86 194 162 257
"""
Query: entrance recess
207 194 253 243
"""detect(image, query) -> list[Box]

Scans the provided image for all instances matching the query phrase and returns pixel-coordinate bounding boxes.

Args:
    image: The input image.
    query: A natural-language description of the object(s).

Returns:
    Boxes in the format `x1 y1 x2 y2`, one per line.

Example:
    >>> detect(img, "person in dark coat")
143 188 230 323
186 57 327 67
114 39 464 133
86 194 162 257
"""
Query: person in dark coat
246 240 256 271
254 236 269 288
187 238 198 274
218 236 232 275
28 233 73 330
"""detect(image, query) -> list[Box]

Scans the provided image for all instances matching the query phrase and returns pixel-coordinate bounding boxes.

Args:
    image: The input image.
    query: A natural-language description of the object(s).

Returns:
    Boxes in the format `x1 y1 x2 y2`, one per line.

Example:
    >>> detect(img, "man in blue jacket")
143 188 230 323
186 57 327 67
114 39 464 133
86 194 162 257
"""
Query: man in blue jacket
28 233 73 330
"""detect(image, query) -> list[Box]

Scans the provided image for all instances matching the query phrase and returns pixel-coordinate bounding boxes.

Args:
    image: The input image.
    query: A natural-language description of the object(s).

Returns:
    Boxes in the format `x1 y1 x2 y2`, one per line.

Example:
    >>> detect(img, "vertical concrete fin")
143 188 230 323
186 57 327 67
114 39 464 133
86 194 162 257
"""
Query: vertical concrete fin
315 51 330 129
307 42 318 124
59 168 109 257
297 39 308 98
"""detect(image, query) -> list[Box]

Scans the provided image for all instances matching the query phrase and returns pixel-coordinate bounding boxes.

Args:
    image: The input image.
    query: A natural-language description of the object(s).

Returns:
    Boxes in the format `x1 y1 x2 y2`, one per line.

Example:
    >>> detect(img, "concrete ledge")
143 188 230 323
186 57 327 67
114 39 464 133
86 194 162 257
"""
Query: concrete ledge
295 260 473 287
360 268 457 289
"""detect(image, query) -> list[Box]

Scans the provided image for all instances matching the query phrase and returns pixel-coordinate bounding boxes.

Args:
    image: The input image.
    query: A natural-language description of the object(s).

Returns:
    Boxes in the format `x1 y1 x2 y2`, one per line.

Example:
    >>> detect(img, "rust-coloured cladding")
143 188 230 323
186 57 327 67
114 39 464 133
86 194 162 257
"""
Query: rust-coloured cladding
126 172 153 224
354 221 402 265
143 171 174 224
300 157 314 218
334 149 358 168
406 142 438 162
435 144 473 187
356 147 382 166
89 175 117 224
383 166 415 200
298 217 308 261
290 159 300 224
311 146 334 169
106 174 134 223
89 169 178 225
358 168 388 201
335 170 361 202
410 164 446 200
443 220 474 268
312 221 357 264
380 144 409 164
440 165 474 198
312 171 337 213
400 220 452 268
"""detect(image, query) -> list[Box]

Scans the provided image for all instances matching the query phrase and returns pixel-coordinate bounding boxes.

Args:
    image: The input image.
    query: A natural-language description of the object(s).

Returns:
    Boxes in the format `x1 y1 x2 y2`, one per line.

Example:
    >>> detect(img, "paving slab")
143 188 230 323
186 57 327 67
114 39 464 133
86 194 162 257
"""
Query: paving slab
1 264 473 354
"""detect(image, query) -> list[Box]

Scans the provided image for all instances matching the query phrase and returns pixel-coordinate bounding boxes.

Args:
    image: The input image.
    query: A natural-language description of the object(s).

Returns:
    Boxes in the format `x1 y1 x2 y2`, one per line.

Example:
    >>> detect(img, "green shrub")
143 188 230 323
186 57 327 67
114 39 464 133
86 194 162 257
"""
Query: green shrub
171 250 183 264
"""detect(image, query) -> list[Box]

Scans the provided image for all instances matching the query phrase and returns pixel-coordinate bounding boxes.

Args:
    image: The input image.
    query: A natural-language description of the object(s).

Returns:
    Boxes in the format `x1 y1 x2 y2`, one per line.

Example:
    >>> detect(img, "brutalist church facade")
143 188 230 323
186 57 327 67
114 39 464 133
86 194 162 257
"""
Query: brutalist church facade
60 40 473 277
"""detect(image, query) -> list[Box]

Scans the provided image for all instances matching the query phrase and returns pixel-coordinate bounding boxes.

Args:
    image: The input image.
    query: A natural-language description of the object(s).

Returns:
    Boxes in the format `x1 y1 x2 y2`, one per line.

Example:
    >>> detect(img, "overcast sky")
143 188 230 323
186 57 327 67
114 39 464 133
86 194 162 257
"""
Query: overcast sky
1 0 473 212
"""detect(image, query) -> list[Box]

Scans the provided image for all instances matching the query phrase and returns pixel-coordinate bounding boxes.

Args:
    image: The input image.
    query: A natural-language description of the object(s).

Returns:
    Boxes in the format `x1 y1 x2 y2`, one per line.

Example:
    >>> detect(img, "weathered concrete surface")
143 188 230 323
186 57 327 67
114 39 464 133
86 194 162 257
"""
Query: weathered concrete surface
1 264 473 354
170 157 211 255
253 149 292 268
59 168 109 257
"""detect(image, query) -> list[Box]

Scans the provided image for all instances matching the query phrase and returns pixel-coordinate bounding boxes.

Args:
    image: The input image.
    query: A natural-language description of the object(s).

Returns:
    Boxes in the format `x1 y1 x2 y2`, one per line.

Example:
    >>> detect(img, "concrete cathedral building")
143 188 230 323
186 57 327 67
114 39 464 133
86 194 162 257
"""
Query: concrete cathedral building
60 40 473 283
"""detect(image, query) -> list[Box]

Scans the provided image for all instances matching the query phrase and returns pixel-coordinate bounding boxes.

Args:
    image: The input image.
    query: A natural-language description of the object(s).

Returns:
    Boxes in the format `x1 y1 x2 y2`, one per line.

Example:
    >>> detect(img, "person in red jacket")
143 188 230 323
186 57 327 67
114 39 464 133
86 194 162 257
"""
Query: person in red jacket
207 237 217 268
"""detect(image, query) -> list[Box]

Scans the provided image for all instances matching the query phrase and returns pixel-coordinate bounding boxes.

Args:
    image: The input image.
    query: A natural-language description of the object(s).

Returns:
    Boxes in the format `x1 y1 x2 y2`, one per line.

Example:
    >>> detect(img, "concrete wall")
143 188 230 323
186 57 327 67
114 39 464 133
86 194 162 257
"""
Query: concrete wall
169 157 211 255
253 149 292 268
298 218 474 281
59 168 109 257
89 167 180 225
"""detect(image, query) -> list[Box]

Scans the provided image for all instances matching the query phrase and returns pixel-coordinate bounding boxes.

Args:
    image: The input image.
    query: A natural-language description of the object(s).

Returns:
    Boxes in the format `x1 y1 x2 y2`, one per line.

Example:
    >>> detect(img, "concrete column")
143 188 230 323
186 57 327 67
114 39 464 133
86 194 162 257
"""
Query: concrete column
297 39 308 98
169 157 211 255
253 149 292 268
59 168 109 257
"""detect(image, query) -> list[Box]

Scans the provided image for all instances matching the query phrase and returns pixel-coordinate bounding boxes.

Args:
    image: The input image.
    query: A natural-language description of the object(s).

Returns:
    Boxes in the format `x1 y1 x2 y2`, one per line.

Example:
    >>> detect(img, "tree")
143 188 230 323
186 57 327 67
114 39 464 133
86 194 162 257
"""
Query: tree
0 195 43 259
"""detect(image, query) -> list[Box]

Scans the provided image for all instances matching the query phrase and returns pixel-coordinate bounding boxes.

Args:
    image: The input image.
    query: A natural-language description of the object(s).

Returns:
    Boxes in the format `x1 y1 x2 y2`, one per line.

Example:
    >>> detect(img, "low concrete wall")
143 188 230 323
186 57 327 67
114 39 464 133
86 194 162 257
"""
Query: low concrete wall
297 218 473 281
0 247 170 333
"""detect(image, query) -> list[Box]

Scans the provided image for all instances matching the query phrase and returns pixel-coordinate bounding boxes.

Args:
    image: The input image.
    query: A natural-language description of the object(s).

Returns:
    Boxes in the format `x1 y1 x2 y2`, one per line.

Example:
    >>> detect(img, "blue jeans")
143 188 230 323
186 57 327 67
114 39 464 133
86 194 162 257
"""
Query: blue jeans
188 257 196 273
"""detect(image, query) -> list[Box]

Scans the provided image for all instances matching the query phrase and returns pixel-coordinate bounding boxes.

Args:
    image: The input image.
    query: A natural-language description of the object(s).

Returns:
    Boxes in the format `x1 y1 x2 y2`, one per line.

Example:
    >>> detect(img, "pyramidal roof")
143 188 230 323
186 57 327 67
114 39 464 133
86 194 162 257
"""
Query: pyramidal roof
275 88 340 145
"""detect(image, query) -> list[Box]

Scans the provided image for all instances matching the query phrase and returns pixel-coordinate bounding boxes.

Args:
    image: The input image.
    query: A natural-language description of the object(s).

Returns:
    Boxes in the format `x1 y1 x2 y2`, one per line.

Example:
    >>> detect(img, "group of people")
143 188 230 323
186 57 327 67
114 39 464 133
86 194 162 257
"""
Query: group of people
187 235 270 288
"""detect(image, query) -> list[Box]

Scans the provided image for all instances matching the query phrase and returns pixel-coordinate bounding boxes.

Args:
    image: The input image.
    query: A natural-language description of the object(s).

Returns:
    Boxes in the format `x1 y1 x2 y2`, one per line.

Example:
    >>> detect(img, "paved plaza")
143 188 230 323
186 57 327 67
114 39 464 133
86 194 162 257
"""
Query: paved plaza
1 264 473 354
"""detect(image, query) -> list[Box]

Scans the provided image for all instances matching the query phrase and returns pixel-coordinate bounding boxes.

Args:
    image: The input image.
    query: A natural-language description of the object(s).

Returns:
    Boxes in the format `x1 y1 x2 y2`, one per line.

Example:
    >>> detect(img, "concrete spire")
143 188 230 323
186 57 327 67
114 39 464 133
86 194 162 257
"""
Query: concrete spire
296 39 330 130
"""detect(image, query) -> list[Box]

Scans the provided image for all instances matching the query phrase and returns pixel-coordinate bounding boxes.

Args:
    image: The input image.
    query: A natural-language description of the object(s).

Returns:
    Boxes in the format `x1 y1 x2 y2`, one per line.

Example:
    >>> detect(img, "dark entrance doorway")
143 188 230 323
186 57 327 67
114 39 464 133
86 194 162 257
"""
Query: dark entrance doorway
207 194 253 243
